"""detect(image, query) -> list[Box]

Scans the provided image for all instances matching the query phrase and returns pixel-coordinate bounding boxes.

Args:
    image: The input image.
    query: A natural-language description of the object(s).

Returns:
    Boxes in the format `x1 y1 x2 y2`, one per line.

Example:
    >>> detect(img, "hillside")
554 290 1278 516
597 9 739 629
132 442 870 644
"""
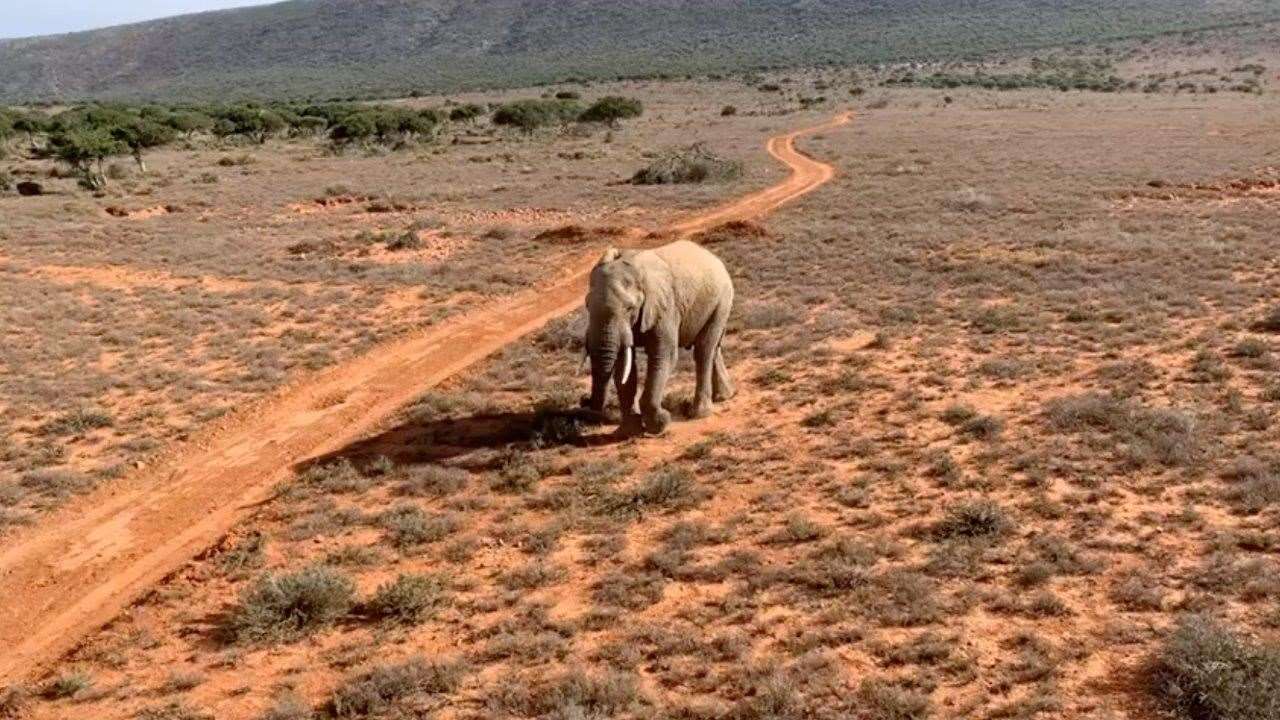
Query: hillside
1 0 1279 102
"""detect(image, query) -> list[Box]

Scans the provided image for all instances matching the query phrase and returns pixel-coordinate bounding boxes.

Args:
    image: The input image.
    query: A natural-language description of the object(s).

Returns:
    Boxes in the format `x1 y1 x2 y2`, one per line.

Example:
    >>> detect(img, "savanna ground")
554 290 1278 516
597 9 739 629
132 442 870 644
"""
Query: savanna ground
0 79 806 527
4 50 1280 720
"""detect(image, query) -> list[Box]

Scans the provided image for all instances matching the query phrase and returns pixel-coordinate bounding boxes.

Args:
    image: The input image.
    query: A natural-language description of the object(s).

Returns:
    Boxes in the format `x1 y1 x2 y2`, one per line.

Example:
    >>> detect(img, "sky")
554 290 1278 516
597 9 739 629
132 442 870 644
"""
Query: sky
2 0 278 39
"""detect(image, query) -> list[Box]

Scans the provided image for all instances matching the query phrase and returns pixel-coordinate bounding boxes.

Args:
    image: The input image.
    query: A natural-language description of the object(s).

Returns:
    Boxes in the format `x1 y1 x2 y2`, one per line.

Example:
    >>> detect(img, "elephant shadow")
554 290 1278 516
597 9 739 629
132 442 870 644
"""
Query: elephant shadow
296 408 625 476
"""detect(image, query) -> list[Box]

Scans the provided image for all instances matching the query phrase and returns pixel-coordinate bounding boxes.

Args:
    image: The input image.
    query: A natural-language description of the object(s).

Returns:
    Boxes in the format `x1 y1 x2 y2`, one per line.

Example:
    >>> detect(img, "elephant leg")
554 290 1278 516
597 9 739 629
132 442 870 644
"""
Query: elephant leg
713 346 736 402
694 301 734 414
640 340 675 435
616 347 643 437
691 336 717 420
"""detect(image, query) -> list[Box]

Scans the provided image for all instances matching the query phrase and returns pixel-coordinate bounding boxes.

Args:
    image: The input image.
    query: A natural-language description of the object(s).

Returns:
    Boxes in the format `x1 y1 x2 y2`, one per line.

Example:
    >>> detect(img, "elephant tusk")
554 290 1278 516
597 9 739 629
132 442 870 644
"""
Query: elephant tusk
579 351 590 374
619 349 633 386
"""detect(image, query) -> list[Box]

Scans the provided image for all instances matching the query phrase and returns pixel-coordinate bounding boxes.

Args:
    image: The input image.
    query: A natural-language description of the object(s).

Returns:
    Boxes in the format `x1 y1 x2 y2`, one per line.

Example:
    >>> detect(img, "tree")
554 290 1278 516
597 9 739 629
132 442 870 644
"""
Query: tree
50 126 126 190
111 119 176 173
579 96 644 125
13 113 48 150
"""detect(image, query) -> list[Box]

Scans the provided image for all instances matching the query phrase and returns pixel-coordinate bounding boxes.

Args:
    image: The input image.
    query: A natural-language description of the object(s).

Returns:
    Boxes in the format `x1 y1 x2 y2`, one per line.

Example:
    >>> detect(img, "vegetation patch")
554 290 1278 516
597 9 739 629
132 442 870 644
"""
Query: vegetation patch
631 144 742 185
328 658 464 719
1151 616 1280 720
365 573 449 626
224 566 355 643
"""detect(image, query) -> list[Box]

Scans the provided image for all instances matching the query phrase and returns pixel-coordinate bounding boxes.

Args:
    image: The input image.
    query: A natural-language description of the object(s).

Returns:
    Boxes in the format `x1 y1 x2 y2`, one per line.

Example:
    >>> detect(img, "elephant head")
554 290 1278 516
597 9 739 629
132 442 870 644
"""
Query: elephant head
582 248 667 414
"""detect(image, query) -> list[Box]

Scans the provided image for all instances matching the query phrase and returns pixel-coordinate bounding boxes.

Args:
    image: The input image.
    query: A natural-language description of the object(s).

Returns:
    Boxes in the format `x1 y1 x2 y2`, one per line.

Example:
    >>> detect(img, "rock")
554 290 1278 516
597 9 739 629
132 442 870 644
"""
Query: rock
16 181 43 196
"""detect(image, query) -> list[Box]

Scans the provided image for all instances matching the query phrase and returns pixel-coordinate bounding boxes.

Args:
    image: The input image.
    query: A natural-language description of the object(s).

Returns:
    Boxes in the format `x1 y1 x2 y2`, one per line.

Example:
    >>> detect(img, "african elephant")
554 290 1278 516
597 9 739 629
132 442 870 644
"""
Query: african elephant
581 240 736 436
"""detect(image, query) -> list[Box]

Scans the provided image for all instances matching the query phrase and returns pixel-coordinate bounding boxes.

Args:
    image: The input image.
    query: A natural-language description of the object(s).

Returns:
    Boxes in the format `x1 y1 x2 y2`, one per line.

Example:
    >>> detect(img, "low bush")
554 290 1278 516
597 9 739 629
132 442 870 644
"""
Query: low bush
1045 393 1200 467
329 658 464 718
1151 616 1280 720
41 407 113 437
932 500 1013 541
0 685 28 718
600 466 699 518
493 671 643 718
579 96 644 124
224 566 355 643
41 671 92 700
378 504 458 548
856 678 931 720
631 143 742 185
492 99 582 132
365 573 448 625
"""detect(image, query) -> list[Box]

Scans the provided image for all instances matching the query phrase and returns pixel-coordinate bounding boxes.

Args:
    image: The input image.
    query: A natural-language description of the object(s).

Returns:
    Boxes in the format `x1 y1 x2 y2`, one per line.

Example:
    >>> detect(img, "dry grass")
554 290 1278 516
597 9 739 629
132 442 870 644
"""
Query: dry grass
14 61 1280 720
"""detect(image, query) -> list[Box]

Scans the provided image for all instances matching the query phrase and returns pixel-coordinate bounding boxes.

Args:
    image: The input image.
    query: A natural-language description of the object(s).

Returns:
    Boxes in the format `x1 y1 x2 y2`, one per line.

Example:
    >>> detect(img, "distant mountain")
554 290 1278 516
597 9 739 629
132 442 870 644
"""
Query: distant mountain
1 0 1277 102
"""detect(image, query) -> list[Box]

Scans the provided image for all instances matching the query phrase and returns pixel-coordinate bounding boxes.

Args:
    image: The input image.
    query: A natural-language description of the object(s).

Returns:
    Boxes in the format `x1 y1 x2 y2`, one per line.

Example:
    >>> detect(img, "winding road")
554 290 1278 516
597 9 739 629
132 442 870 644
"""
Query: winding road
0 111 852 684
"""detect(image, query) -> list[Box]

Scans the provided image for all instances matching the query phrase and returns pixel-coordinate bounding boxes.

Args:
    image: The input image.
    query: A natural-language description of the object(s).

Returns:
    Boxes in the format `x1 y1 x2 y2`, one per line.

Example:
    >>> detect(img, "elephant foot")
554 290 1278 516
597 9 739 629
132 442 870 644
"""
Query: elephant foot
713 386 735 403
690 398 714 420
643 407 672 436
617 414 645 438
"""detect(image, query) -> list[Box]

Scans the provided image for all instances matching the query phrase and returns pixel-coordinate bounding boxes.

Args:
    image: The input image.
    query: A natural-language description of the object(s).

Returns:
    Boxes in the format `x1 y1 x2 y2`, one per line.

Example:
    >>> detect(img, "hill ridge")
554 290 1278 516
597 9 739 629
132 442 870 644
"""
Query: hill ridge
2 0 1279 102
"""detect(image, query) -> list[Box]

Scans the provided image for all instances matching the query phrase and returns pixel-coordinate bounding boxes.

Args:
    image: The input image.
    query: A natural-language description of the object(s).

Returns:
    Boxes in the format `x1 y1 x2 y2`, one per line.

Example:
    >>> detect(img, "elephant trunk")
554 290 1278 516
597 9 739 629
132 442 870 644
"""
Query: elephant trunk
587 318 632 414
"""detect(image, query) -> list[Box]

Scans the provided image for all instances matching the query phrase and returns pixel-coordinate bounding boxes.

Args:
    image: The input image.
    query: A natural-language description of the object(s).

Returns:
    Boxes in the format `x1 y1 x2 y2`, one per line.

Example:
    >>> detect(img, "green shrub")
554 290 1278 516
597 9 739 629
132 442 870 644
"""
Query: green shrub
631 143 742 185
378 504 458 548
328 111 378 144
225 566 355 643
396 465 468 497
1152 616 1280 720
448 103 487 123
492 99 582 132
212 105 287 143
365 573 448 625
600 466 699 517
165 110 215 136
579 96 644 124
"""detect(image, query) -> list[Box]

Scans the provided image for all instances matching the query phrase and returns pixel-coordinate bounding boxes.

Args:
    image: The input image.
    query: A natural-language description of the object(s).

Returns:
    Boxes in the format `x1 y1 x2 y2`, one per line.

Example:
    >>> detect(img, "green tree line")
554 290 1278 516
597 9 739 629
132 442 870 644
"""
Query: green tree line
0 95 643 190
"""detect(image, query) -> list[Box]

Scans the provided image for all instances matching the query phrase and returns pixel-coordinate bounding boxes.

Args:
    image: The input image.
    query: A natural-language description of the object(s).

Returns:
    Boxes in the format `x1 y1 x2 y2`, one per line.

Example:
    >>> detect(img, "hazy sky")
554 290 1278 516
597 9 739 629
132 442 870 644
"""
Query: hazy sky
2 0 277 39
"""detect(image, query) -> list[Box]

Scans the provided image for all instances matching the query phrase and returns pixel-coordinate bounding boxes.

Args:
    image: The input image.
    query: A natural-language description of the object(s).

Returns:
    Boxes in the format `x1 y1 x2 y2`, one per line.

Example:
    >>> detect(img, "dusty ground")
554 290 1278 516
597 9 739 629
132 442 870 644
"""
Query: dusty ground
0 78 827 527
2 80 1277 720
5 81 1274 712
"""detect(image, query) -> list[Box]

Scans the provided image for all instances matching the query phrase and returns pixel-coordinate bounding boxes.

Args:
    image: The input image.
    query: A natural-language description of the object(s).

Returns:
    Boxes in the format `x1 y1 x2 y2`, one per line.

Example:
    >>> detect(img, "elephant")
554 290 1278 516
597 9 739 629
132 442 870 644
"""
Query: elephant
581 240 736 436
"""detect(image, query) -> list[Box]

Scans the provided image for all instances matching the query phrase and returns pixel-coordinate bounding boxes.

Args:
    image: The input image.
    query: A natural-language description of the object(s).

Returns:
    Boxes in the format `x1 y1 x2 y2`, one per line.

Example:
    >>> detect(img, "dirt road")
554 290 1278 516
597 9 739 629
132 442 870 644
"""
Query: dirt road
0 111 852 684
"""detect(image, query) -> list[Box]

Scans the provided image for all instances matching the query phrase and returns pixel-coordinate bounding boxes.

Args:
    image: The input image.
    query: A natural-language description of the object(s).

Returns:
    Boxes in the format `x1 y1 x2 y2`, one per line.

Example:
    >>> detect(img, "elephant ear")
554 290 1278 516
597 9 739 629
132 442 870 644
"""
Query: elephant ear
636 260 675 333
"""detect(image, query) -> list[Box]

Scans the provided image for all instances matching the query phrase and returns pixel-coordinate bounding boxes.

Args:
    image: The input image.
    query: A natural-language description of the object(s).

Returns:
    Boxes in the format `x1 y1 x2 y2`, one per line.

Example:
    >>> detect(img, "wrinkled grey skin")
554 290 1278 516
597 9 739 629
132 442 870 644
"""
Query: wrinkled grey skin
581 240 736 436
